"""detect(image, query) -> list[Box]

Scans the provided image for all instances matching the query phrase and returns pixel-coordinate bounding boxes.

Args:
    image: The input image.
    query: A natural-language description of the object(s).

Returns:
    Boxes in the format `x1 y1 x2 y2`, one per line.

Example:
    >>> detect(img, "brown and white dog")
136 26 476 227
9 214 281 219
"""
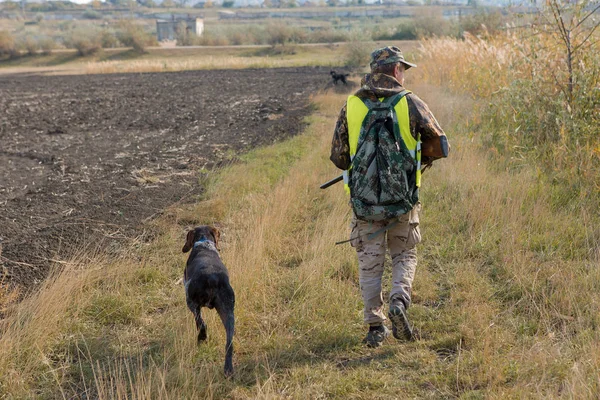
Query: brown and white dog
182 226 235 376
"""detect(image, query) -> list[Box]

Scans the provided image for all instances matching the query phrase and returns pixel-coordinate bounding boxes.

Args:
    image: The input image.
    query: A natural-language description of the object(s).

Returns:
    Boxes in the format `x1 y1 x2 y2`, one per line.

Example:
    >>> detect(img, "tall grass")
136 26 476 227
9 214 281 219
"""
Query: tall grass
417 32 600 206
417 33 600 396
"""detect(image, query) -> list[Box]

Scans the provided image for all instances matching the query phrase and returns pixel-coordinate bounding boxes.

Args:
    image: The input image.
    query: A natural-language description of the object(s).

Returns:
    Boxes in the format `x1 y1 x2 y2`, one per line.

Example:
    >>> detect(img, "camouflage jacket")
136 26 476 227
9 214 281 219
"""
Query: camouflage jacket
330 73 446 170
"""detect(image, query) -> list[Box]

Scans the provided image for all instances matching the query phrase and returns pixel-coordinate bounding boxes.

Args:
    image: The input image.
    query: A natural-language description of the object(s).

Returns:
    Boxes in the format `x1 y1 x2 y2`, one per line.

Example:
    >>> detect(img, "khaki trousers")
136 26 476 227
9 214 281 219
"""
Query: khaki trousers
350 203 421 325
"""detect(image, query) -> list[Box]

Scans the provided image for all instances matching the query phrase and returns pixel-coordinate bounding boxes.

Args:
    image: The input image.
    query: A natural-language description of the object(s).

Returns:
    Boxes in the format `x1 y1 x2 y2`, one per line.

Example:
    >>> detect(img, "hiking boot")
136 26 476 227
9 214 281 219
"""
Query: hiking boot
363 324 390 348
388 300 414 341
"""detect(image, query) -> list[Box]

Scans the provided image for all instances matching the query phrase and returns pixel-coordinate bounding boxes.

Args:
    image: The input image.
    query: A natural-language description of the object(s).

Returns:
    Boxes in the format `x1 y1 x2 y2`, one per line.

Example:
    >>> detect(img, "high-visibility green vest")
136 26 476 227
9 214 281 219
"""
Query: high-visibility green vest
343 92 421 194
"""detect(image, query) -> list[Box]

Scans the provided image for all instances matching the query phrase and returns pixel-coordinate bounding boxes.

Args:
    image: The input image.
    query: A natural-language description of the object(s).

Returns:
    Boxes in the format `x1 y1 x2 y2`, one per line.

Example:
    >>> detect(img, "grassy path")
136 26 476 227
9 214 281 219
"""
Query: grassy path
1 84 599 398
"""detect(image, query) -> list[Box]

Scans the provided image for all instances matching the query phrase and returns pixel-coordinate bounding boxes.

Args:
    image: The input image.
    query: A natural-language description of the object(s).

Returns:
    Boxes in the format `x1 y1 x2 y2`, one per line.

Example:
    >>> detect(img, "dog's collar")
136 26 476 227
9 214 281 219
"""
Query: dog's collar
193 238 217 251
193 238 211 247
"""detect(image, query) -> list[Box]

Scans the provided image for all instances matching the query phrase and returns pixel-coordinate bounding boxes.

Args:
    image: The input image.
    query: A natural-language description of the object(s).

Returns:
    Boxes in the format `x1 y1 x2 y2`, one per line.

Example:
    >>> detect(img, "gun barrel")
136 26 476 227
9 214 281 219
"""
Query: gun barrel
320 174 344 189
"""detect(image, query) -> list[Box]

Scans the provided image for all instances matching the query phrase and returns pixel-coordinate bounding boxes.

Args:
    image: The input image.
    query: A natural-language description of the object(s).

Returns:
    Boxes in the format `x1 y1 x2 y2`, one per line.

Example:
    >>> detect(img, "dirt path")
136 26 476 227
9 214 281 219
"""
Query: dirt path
0 66 342 292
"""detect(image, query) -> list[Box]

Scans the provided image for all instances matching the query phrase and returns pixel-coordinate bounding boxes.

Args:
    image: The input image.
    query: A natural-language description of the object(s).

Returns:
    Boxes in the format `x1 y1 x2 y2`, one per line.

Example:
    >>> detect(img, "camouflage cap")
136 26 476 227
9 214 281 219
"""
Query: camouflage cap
369 46 417 71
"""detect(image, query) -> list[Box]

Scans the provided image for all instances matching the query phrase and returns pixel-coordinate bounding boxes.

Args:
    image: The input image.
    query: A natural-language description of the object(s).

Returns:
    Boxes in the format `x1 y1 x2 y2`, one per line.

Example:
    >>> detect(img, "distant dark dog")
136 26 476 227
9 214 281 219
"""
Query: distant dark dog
330 70 350 85
182 226 235 376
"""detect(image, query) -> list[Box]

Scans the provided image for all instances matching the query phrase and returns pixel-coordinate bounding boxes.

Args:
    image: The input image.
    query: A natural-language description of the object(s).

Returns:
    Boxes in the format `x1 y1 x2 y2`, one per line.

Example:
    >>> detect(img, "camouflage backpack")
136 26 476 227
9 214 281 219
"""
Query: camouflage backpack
349 90 419 221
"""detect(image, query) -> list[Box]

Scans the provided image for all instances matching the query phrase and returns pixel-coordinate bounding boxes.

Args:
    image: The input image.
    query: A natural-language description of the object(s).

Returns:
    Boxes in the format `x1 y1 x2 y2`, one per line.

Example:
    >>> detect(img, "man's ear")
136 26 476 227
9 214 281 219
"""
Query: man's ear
209 226 220 250
182 230 195 253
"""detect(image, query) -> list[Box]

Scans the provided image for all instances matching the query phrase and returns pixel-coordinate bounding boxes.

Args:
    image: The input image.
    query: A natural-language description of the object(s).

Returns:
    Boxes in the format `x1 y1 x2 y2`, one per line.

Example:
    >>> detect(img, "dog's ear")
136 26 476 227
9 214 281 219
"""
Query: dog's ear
182 229 195 253
209 226 220 250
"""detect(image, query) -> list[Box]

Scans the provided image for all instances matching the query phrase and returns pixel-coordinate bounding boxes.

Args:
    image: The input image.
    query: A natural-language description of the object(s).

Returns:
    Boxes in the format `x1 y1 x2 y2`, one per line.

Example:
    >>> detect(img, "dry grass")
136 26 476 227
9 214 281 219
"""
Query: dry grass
417 32 600 206
82 41 416 74
1 63 599 398
84 55 331 74
0 48 340 76
0 41 416 76
416 33 516 98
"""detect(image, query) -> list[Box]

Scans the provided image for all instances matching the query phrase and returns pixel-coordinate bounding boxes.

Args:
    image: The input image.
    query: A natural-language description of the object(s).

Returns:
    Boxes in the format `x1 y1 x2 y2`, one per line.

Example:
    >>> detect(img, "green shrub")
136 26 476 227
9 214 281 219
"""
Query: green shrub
22 37 38 56
413 14 454 38
39 38 55 55
459 10 504 36
206 25 265 46
245 25 268 44
1 0 20 10
58 21 74 32
373 21 417 40
82 9 102 19
117 20 157 53
197 32 229 46
73 39 101 56
0 30 18 58
266 22 292 46
175 20 195 46
342 39 371 67
289 26 308 44
67 28 102 56
29 0 68 11
100 30 120 48
308 27 348 44
395 22 418 40
230 30 245 45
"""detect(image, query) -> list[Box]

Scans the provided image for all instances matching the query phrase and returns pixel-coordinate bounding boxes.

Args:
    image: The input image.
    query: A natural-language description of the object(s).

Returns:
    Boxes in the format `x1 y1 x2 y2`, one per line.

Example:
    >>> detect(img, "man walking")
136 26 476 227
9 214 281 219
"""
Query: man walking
330 46 449 347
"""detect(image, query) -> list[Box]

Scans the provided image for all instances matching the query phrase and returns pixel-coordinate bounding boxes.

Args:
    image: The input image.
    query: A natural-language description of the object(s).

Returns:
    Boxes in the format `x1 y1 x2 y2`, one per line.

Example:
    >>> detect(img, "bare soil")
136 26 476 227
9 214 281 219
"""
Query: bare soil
0 67 339 292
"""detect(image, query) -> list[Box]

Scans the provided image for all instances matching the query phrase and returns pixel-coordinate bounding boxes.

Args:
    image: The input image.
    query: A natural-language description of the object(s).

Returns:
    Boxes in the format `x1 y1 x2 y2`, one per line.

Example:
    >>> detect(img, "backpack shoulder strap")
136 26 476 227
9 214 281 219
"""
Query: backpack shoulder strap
386 89 411 108
358 89 412 111
358 97 379 110
352 89 412 162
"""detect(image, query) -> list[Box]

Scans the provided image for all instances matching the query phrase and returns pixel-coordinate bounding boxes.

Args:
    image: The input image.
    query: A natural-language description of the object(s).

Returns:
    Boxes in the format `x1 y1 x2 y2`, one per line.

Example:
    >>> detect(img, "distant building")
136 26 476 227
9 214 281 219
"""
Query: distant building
156 15 204 41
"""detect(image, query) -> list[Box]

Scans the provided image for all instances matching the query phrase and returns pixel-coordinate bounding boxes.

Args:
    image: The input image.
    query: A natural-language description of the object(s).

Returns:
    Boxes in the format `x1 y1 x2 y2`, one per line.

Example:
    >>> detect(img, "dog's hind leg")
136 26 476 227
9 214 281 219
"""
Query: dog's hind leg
196 308 207 343
220 309 235 377
216 292 235 377
186 296 207 343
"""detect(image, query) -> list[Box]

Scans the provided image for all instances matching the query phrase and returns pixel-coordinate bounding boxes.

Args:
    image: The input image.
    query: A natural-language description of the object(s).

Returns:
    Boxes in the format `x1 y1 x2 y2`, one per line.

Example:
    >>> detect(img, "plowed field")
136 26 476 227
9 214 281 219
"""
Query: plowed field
0 67 336 292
